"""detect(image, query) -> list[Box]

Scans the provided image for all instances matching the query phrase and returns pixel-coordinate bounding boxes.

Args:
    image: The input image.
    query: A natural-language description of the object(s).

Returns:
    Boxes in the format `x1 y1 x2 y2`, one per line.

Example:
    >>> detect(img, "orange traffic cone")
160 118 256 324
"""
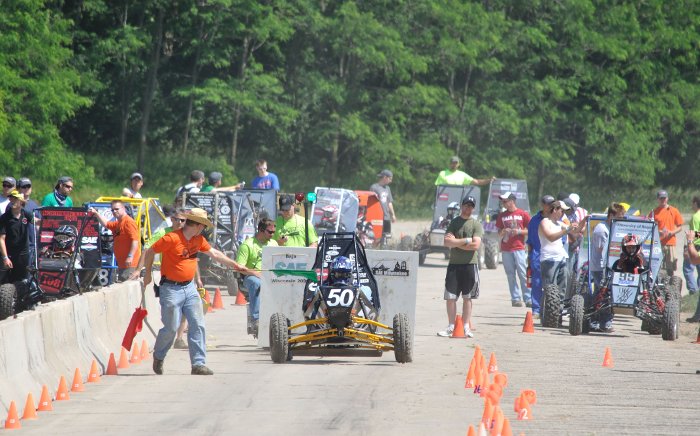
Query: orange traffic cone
493 372 508 388
88 359 101 383
487 352 498 373
22 393 38 420
474 345 482 360
452 314 466 338
501 418 513 436
106 352 118 375
118 347 130 369
521 389 537 405
487 383 503 405
234 290 247 306
130 342 141 364
513 394 522 413
516 394 532 421
71 368 85 392
490 406 504 436
56 376 70 401
478 423 488 436
140 339 149 360
522 311 535 333
204 289 214 312
465 359 476 389
602 347 614 368
481 398 494 428
4 401 20 430
213 288 224 309
37 385 53 411
467 424 476 436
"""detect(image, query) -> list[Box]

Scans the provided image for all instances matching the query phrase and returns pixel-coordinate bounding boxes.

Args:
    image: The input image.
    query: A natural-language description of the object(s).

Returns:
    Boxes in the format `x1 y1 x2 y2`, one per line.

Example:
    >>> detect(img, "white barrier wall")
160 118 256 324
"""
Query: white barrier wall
258 247 418 348
0 280 161 416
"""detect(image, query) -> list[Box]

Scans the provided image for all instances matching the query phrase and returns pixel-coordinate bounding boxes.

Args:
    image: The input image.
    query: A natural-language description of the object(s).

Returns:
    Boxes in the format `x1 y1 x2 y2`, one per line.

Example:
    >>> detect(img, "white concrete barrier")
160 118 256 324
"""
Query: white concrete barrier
0 279 162 417
258 247 418 348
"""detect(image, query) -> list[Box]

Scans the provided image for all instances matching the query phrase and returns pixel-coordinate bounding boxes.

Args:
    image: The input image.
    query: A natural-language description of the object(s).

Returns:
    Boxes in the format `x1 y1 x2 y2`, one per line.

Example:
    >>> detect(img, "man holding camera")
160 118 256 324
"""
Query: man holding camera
273 194 318 248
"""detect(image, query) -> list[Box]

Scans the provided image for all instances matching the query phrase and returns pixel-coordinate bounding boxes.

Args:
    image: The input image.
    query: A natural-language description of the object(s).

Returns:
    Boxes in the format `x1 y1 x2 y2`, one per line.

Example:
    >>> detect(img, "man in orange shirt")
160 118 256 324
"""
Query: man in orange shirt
649 190 684 276
90 200 140 282
137 208 242 375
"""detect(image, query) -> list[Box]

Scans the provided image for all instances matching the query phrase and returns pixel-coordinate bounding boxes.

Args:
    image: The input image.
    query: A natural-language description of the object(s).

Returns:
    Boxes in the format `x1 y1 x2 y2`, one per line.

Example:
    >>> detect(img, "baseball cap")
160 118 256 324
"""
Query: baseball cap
559 200 571 211
377 169 393 178
57 176 72 185
541 195 555 205
557 191 570 201
130 172 143 180
569 193 580 206
208 171 222 184
563 198 576 211
450 156 460 163
499 192 516 201
657 189 668 198
18 177 31 188
279 194 294 211
461 196 476 206
8 190 24 201
2 177 16 187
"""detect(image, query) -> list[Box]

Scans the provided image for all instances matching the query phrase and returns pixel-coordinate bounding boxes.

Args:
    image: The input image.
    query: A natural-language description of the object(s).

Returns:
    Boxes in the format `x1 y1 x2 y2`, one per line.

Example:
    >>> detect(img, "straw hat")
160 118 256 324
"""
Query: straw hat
184 208 213 228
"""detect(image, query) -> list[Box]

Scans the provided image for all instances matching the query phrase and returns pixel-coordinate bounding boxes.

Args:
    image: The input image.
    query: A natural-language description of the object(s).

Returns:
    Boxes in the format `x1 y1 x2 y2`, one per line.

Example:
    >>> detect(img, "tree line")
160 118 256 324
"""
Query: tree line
1 0 698 210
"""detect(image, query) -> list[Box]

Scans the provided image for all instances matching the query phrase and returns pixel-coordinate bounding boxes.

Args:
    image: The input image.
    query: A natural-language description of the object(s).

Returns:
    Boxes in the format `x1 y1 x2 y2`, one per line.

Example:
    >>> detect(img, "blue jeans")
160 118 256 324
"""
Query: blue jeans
154 281 206 366
502 250 530 303
243 275 262 321
541 258 568 298
530 250 542 314
683 255 700 294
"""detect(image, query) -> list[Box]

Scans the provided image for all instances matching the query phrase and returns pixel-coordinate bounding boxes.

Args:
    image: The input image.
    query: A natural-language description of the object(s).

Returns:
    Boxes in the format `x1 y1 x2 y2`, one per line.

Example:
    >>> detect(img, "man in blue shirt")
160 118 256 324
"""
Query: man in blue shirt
527 195 555 318
251 159 280 190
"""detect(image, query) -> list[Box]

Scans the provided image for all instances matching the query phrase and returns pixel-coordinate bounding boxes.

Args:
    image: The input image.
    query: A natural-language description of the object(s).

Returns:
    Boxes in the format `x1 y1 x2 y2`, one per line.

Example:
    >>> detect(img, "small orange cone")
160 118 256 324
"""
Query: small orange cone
521 389 537 405
513 394 522 413
517 395 532 421
140 339 149 360
493 372 508 388
56 376 70 401
501 418 513 436
213 288 224 309
106 352 118 375
451 314 466 338
37 385 53 411
490 406 504 436
481 398 494 428
487 352 498 373
234 290 247 306
130 342 141 364
467 424 476 436
522 311 535 333
71 368 85 392
474 345 482 360
204 289 214 312
602 347 614 368
487 383 503 405
88 359 101 383
4 401 20 429
465 359 476 389
22 393 38 420
118 347 130 369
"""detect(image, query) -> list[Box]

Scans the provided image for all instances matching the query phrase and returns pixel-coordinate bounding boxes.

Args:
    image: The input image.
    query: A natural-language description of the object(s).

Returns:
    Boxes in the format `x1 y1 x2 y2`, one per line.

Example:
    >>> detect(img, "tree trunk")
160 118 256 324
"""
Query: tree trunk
182 21 209 153
229 36 250 170
137 8 164 172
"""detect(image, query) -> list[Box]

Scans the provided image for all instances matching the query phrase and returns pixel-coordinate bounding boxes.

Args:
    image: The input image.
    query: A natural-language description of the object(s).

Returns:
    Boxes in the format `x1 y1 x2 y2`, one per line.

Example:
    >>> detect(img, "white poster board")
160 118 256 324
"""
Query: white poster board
258 247 418 348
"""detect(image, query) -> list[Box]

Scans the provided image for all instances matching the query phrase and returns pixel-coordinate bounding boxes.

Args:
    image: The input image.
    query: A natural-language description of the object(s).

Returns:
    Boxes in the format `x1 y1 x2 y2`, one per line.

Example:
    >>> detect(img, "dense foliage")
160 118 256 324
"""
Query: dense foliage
1 0 698 210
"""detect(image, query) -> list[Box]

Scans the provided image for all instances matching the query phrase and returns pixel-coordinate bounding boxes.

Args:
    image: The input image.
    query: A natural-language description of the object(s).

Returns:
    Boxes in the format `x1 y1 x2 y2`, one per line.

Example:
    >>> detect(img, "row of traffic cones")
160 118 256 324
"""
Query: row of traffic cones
4 339 150 430
204 287 226 311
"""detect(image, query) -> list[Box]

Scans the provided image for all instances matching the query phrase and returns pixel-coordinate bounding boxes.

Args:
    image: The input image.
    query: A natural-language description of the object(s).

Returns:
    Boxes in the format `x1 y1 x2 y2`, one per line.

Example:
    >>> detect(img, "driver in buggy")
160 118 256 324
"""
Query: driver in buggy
612 234 647 274
436 202 460 230
41 225 81 263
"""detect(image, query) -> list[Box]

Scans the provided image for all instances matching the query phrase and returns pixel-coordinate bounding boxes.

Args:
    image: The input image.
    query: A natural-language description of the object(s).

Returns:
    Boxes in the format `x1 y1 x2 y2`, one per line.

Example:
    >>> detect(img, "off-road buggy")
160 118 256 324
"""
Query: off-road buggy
480 179 530 269
555 217 680 340
268 232 413 363
413 185 481 265
0 207 102 320
183 189 277 296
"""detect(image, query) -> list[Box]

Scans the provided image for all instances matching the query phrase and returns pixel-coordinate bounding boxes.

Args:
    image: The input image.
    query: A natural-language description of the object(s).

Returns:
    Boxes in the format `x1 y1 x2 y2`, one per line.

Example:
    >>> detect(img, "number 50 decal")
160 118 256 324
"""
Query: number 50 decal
327 288 354 307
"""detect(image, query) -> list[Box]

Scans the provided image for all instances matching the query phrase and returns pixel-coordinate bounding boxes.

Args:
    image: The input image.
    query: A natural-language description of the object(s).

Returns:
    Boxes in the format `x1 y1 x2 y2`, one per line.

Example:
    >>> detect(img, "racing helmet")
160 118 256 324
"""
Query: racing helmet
621 233 641 256
322 204 338 219
53 225 78 252
330 256 353 285
446 201 459 216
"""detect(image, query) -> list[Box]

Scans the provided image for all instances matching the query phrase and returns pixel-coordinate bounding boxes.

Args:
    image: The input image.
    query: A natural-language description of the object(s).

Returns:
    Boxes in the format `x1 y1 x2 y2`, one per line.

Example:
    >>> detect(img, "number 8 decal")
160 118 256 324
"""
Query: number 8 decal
327 288 354 307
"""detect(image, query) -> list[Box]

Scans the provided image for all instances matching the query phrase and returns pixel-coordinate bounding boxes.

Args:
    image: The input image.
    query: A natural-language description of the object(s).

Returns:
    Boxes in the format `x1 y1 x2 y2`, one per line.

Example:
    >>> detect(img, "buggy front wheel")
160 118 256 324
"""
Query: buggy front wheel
393 313 413 363
0 283 16 321
568 294 584 336
269 313 290 363
541 284 561 328
662 300 679 341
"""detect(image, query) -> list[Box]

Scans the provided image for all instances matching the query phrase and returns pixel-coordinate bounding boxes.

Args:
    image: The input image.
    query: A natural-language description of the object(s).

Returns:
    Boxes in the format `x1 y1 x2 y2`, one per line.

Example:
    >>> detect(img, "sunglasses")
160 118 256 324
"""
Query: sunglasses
63 184 74 189
111 208 122 212
2 183 13 188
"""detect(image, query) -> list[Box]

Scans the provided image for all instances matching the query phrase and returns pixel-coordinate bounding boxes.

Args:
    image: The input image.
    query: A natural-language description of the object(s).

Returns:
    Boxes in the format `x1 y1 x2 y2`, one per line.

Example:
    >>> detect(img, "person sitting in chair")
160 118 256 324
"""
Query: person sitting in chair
612 234 647 274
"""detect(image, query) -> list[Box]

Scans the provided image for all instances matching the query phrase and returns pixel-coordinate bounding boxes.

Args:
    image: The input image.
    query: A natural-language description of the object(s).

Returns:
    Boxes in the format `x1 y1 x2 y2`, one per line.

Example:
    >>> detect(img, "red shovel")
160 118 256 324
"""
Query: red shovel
121 282 157 351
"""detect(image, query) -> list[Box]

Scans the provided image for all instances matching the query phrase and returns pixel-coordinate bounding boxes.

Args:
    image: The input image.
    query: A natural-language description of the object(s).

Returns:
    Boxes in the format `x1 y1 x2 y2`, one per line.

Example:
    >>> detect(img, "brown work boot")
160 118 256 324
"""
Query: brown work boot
153 358 164 375
191 365 214 375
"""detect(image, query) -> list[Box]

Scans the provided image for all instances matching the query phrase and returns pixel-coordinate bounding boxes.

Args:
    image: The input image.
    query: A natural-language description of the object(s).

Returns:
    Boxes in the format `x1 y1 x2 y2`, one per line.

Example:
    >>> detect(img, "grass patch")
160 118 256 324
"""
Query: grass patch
681 292 699 314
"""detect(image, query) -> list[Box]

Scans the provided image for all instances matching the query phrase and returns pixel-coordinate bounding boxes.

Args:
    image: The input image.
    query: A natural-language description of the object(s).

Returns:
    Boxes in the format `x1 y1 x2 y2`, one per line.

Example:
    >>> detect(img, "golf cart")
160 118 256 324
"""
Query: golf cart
0 207 102 320
354 190 384 248
413 185 481 265
563 217 680 340
481 179 530 269
268 232 412 363
183 189 277 296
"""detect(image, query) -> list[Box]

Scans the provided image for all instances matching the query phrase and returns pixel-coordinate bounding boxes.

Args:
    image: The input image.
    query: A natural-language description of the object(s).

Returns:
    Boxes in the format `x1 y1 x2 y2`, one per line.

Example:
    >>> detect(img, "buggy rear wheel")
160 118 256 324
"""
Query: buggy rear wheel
569 294 584 336
541 284 561 328
393 313 412 363
484 239 498 270
269 312 290 363
0 283 16 321
226 274 239 297
666 276 682 301
662 300 679 341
